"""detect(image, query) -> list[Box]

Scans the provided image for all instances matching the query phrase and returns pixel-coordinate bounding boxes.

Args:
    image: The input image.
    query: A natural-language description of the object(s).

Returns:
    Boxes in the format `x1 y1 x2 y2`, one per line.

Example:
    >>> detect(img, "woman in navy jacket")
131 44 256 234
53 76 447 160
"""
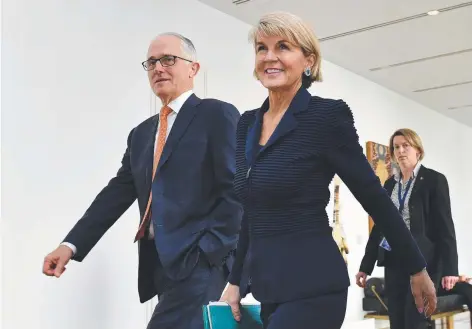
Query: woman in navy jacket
220 11 437 329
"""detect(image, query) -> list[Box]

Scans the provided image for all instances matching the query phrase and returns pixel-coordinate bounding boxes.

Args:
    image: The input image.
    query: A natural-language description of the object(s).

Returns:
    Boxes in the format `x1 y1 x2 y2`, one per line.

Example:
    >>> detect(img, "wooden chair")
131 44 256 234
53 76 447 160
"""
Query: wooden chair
362 277 470 329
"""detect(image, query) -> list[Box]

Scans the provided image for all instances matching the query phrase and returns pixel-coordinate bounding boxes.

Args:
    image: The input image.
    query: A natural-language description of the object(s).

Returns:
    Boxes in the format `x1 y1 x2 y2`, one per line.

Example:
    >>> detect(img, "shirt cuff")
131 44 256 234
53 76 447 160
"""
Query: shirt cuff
61 242 77 255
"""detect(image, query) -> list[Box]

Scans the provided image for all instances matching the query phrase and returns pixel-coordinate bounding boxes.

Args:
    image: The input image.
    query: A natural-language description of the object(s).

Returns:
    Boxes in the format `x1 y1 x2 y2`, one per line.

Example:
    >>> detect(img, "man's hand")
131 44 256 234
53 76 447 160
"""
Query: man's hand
43 245 74 278
441 276 459 291
410 269 437 317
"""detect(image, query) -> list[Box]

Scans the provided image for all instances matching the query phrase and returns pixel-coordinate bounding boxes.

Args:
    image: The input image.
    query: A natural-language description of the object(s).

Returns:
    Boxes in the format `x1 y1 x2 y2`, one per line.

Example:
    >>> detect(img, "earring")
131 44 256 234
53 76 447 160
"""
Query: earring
304 67 312 76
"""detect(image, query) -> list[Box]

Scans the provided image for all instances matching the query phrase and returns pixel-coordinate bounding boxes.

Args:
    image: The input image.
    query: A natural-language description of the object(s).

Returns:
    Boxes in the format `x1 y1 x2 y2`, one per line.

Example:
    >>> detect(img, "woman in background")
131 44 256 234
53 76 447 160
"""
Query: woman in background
356 128 458 329
450 274 472 323
220 12 437 329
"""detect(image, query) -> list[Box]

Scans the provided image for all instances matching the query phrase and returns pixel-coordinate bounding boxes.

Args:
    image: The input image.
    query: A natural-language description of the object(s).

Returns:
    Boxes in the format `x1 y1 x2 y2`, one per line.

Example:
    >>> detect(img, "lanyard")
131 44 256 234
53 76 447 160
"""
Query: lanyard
398 177 413 214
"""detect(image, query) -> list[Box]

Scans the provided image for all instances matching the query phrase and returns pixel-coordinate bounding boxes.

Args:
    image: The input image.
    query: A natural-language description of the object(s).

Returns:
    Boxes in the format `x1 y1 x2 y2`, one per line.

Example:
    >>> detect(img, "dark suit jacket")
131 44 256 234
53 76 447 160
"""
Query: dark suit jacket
359 165 458 282
63 94 243 303
228 87 426 304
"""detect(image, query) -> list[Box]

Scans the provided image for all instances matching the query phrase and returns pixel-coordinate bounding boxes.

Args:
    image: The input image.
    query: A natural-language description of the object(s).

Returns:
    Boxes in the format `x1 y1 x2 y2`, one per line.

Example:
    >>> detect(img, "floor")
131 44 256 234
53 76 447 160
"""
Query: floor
449 313 471 329
372 312 471 328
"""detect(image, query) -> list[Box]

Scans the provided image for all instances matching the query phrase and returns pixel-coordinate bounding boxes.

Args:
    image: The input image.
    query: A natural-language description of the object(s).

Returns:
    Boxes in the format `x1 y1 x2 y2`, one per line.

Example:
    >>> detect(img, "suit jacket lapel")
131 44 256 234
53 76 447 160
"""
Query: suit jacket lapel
245 109 262 167
262 88 310 151
385 165 426 199
244 87 311 166
384 166 425 234
154 94 200 176
385 177 395 196
409 165 426 202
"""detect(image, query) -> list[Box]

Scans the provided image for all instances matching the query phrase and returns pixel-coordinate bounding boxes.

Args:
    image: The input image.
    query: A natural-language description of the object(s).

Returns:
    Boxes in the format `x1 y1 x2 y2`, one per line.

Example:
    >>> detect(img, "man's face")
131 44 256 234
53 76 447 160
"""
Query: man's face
146 35 198 103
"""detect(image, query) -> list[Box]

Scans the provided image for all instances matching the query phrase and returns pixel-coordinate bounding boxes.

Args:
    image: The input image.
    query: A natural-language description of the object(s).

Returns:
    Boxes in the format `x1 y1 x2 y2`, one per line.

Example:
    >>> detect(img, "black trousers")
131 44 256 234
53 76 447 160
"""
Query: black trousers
260 289 348 329
448 282 472 323
385 267 433 329
146 252 227 329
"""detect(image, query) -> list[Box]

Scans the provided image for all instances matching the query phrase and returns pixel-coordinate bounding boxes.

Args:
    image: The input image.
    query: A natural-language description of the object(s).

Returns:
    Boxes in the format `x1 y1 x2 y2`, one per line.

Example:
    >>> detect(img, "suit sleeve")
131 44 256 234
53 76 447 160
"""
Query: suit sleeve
63 129 138 261
199 102 243 263
325 100 426 275
228 212 249 285
227 114 250 286
430 173 458 276
359 224 382 275
359 179 393 274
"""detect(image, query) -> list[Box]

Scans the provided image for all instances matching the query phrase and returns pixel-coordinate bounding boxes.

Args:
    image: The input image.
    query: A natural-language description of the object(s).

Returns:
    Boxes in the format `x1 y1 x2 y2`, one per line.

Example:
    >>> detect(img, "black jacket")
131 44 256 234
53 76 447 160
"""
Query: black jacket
359 165 458 279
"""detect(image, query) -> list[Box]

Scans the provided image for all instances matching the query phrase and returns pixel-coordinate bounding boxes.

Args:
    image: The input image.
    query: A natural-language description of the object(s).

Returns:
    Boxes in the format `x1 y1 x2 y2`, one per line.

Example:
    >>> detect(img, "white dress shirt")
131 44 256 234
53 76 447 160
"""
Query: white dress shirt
62 90 194 255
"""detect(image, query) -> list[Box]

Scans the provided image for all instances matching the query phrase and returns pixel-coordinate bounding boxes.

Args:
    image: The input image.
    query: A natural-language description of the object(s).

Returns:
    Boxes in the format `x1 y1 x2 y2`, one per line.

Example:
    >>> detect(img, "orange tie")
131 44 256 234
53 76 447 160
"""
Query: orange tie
134 106 173 242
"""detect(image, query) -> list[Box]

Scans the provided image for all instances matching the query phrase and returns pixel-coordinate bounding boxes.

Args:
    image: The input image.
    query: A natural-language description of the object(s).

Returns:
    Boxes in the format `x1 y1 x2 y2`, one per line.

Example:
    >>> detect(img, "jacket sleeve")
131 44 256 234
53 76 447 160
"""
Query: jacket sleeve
324 100 426 275
359 224 382 275
63 129 138 261
359 179 393 274
228 212 249 285
227 114 250 286
199 101 243 263
430 173 458 276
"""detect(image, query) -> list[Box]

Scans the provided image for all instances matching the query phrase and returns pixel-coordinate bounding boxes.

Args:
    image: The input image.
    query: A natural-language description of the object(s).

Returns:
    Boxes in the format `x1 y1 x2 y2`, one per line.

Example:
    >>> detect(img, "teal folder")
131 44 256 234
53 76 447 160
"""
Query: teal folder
202 302 263 329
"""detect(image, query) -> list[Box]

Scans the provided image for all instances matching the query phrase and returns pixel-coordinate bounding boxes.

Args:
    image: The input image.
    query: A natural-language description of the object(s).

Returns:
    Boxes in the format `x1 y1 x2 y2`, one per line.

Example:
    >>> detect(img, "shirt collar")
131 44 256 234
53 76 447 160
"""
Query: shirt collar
394 161 422 182
166 90 193 114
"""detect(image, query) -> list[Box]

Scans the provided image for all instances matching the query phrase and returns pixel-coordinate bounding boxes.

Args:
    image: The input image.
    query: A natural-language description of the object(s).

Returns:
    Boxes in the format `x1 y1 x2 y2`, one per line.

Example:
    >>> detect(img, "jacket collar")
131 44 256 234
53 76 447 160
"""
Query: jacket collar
245 87 311 166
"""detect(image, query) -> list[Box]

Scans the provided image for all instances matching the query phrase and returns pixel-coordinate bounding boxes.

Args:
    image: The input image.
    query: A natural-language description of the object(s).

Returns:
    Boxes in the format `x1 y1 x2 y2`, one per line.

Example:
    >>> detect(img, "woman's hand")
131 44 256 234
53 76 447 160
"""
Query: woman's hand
355 271 368 288
219 284 242 322
441 276 459 291
410 269 437 317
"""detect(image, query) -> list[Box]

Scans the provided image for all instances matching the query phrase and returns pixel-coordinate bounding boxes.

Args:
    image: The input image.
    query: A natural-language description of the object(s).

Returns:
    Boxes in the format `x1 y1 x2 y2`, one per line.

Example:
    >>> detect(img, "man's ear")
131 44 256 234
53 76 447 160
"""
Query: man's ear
190 62 200 78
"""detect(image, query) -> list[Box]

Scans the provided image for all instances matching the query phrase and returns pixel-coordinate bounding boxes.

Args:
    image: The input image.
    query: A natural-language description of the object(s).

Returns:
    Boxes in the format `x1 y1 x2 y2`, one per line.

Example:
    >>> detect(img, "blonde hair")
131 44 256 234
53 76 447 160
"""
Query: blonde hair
389 128 425 162
249 11 323 88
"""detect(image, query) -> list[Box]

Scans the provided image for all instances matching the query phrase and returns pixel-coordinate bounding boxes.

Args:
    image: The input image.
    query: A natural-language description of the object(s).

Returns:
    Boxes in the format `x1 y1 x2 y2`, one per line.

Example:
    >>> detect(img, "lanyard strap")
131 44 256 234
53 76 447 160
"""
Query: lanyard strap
398 177 413 214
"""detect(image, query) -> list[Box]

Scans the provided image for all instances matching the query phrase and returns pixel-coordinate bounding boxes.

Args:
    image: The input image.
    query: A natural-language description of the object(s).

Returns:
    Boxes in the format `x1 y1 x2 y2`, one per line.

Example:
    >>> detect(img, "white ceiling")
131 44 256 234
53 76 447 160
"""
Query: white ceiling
198 0 472 127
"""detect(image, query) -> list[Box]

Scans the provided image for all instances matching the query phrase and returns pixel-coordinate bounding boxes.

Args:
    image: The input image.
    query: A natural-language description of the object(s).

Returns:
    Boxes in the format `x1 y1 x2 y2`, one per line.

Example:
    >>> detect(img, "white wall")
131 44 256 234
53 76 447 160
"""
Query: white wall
1 1 260 329
2 0 471 329
1 1 3 327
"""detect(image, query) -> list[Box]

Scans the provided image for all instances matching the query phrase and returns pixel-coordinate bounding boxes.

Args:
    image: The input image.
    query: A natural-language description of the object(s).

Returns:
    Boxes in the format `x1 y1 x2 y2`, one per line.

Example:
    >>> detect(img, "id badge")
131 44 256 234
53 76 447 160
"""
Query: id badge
379 237 392 251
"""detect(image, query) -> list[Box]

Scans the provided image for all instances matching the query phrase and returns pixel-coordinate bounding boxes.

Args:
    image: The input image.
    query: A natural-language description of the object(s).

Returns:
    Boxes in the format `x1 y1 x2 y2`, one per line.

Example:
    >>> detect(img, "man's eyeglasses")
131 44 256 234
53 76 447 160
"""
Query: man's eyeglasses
141 55 192 71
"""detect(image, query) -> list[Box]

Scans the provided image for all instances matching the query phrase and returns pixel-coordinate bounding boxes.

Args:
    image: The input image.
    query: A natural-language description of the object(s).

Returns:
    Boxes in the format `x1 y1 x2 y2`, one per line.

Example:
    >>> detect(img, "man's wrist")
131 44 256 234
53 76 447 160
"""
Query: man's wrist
60 242 77 255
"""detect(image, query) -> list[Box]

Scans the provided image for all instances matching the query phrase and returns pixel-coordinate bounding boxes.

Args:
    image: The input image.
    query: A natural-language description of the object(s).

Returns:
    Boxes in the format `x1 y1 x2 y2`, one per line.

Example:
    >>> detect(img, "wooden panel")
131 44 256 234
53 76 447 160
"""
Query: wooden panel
365 141 398 233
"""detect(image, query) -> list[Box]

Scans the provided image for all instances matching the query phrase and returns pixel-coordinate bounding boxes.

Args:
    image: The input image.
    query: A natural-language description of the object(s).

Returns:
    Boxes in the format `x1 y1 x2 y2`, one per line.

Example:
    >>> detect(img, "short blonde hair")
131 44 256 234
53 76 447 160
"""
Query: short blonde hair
389 128 425 162
249 11 323 88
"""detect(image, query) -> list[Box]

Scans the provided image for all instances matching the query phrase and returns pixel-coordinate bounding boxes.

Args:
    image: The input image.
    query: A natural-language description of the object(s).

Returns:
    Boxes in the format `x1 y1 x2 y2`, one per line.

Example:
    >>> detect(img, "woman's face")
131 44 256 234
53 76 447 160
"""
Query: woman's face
393 135 420 169
254 34 313 91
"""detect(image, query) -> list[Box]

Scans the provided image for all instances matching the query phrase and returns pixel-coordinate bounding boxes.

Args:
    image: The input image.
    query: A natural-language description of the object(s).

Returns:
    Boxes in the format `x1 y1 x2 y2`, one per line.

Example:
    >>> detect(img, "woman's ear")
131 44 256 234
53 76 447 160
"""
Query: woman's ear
307 54 316 70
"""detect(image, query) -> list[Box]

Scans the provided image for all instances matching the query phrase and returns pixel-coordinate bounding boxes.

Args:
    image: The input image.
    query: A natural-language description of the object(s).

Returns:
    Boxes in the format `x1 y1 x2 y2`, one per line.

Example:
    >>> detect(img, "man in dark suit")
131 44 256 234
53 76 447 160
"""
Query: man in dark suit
42 32 242 329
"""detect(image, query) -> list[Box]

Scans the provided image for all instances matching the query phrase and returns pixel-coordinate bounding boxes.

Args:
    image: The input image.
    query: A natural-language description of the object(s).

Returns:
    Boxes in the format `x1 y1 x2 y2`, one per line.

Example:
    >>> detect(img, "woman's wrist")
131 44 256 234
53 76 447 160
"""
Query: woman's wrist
411 267 427 277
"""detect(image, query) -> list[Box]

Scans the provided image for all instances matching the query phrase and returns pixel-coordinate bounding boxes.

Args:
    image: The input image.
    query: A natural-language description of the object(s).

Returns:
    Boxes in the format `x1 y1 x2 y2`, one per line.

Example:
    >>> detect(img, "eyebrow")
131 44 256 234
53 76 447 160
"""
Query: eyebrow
146 54 173 60
256 39 290 45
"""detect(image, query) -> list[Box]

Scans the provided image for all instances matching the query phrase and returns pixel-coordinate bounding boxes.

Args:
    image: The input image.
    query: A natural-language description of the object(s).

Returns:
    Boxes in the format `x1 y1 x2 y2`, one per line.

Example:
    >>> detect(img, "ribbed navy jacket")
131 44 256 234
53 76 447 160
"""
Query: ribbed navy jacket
228 87 426 304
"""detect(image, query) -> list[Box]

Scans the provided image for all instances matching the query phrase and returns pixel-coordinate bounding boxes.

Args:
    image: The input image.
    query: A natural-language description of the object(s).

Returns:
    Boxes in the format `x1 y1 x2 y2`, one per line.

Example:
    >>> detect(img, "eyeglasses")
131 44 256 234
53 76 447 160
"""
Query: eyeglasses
141 55 192 71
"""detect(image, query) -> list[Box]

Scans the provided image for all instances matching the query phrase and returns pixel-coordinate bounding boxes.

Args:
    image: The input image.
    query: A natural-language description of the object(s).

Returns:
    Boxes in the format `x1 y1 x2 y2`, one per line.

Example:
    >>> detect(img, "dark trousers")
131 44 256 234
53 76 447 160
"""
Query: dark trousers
385 267 433 329
260 289 348 329
449 282 472 307
448 282 472 323
147 252 227 329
